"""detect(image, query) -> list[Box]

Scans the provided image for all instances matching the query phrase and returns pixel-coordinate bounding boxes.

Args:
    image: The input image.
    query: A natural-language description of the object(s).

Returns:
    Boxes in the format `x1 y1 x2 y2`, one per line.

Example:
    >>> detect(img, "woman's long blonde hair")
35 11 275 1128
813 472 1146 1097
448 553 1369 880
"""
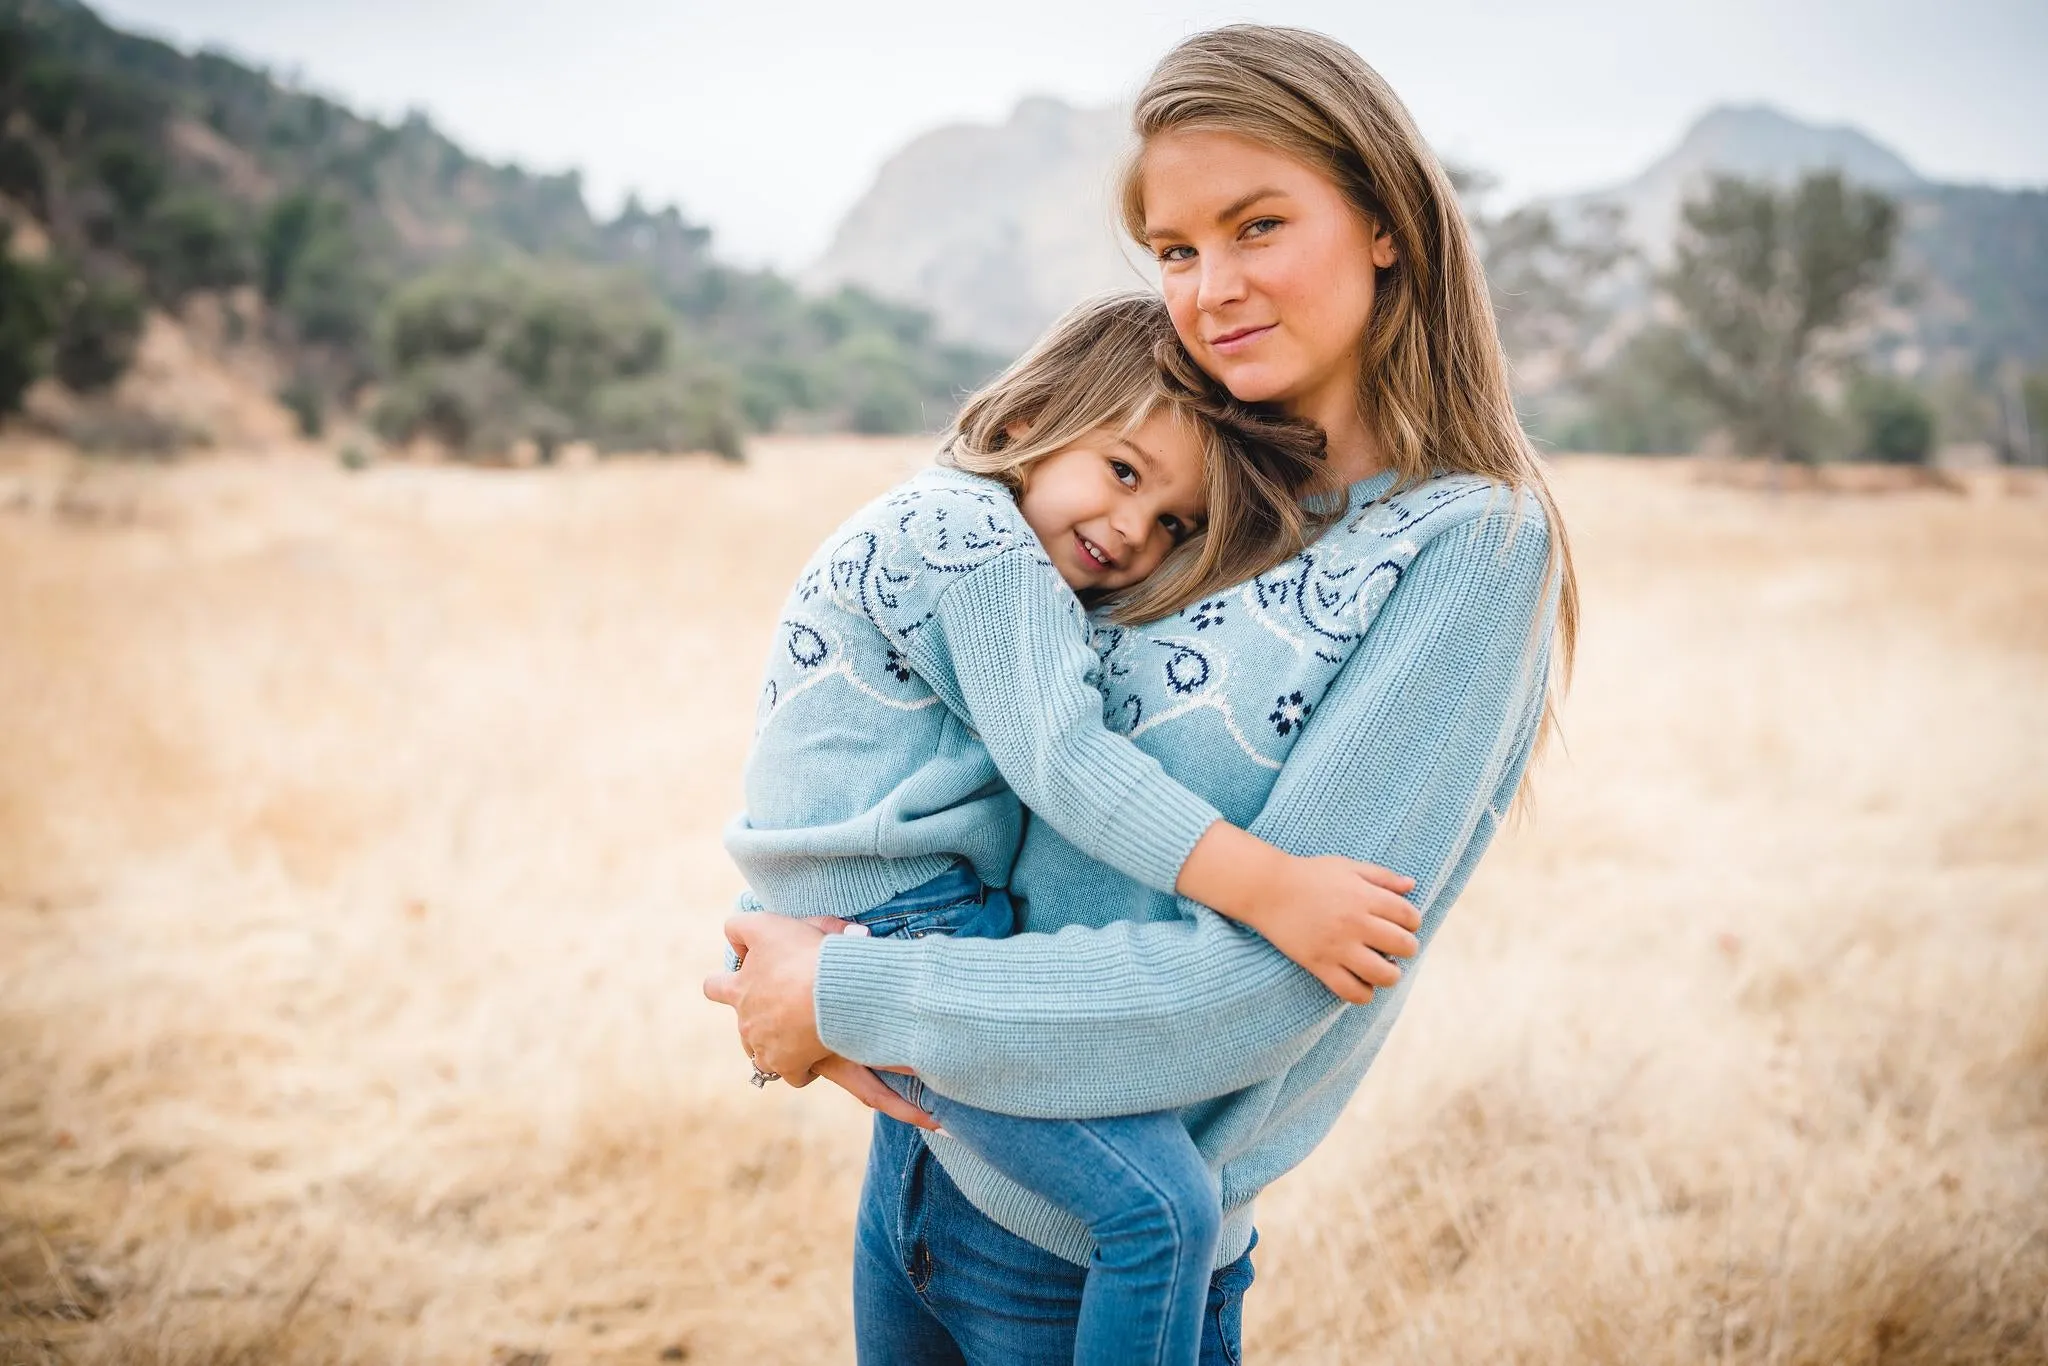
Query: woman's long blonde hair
1117 24 1580 708
943 290 1338 624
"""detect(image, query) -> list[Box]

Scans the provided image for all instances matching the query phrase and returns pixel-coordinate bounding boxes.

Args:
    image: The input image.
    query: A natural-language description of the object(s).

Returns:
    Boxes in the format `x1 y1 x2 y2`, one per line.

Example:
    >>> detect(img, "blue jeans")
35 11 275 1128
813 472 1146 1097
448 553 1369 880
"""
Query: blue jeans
848 863 1227 1366
855 1112 1257 1366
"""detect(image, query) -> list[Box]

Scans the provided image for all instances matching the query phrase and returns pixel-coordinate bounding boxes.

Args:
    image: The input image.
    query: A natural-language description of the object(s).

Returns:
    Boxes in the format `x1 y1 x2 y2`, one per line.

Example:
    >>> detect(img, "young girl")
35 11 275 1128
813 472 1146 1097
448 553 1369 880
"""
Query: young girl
724 291 1420 1366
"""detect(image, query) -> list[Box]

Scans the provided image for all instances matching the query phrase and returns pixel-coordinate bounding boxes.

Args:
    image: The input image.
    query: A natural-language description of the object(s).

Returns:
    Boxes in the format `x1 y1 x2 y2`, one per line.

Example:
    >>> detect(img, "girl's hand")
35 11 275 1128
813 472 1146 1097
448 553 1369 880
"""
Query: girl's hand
1179 824 1420 1002
702 912 835 1081
1242 855 1421 1005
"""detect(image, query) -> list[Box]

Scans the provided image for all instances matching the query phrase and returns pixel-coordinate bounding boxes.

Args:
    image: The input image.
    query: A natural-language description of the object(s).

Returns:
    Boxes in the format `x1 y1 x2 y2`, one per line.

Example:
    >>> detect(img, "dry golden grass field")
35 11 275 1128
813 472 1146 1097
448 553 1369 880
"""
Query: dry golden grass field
2 438 2044 1365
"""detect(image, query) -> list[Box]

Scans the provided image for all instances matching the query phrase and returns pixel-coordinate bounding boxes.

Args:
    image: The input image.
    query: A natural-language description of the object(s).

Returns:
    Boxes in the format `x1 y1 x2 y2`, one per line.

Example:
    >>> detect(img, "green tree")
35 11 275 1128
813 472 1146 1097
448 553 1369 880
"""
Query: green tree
589 369 744 460
1455 167 1632 377
50 269 145 392
2022 369 2048 465
1550 327 1715 455
1656 171 1900 462
134 192 250 302
1846 373 1934 464
90 133 162 218
0 227 56 413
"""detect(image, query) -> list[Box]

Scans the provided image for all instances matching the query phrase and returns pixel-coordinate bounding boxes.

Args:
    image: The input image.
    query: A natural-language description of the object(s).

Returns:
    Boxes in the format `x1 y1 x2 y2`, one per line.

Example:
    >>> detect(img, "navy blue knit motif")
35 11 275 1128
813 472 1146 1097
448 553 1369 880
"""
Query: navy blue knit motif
1268 691 1313 736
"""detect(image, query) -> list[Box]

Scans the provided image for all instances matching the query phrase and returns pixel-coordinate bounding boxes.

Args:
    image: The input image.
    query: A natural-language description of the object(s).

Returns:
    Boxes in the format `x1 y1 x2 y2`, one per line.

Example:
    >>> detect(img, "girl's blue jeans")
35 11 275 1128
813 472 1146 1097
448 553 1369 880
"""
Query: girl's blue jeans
856 1111 1257 1366
846 862 1229 1366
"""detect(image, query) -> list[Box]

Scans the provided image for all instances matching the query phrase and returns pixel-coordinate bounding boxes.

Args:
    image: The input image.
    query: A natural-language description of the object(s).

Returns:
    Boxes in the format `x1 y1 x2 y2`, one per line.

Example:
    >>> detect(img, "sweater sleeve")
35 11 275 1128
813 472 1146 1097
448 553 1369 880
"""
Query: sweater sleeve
895 545 1224 895
814 498 1558 1118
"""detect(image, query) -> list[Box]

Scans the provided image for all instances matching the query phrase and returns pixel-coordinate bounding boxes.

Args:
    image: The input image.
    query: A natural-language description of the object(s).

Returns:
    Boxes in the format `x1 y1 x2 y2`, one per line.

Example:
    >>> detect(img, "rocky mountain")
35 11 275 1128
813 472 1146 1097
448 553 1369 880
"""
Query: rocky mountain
805 97 1149 354
1550 104 1927 258
813 98 2048 370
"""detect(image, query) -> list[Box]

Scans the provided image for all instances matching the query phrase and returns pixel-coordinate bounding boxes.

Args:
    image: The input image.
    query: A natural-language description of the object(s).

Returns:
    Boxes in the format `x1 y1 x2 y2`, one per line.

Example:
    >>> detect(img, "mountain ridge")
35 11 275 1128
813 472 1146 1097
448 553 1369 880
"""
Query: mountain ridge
810 96 2047 369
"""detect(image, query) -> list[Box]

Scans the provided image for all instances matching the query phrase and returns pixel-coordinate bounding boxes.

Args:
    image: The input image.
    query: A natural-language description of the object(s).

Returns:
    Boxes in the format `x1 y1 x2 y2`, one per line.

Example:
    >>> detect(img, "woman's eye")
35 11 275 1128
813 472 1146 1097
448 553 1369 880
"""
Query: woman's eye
1109 459 1138 487
1156 244 1194 263
1242 217 1282 239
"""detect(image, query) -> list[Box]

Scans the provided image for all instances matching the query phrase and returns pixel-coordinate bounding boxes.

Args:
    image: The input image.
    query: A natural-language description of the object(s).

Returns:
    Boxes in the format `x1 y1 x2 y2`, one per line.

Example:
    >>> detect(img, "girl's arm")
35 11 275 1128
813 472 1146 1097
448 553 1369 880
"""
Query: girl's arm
814 498 1556 1119
905 548 1418 999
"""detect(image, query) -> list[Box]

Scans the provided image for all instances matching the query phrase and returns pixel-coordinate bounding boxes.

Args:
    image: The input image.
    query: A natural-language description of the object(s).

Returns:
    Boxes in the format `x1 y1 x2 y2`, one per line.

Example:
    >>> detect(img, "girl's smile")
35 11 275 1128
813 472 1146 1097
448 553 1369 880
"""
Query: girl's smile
1015 408 1208 594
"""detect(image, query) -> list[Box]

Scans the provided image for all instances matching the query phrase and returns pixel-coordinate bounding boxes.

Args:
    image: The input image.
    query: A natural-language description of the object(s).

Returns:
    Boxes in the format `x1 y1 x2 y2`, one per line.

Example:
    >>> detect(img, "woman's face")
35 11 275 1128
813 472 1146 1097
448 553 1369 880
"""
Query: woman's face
1138 128 1396 419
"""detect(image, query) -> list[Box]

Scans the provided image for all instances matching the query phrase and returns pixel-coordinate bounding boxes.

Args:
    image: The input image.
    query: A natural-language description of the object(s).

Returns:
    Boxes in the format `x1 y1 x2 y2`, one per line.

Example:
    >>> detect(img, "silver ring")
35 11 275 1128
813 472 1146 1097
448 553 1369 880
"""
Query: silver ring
750 1066 780 1087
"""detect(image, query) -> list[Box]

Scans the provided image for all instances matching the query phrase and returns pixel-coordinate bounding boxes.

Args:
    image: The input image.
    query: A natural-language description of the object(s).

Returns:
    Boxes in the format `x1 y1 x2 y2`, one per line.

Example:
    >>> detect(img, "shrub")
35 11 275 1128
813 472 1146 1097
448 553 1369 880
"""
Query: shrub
588 369 745 460
278 375 323 438
91 133 163 219
1847 374 1935 465
0 230 56 413
51 270 145 393
64 406 207 456
134 192 250 302
0 134 48 215
371 353 569 459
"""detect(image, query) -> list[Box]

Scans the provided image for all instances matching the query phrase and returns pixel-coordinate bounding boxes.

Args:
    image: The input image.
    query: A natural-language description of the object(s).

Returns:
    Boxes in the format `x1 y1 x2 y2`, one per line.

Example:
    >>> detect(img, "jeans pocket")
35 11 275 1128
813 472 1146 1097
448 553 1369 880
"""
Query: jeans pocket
1204 1243 1255 1366
1207 1290 1243 1366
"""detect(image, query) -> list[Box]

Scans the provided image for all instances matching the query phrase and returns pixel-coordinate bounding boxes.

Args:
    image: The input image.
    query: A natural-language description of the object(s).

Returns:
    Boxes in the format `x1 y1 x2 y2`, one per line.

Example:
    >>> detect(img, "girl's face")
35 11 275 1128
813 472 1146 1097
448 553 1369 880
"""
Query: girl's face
1138 128 1397 421
1016 407 1208 594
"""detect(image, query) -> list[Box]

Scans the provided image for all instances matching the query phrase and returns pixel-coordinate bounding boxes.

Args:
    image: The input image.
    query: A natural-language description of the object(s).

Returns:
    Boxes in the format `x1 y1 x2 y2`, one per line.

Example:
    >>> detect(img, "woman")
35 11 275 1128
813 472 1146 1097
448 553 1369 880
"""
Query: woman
704 24 1580 1364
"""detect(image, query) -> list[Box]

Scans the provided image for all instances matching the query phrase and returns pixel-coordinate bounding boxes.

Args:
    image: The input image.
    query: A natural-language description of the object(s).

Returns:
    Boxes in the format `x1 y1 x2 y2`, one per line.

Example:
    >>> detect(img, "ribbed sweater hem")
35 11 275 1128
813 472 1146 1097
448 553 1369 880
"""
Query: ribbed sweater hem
745 852 962 921
924 1132 1257 1271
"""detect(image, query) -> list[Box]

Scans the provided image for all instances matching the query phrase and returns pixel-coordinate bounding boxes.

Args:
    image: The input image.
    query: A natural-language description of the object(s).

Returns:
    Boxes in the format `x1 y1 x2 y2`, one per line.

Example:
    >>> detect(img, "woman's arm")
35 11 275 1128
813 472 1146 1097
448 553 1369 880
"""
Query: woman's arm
911 548 1418 998
810 498 1557 1119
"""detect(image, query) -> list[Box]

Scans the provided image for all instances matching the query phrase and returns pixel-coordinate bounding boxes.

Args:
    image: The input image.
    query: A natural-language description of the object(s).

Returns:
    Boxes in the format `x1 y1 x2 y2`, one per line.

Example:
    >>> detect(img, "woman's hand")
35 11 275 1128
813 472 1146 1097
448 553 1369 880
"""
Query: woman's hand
701 914 941 1131
702 912 835 1081
812 1054 941 1132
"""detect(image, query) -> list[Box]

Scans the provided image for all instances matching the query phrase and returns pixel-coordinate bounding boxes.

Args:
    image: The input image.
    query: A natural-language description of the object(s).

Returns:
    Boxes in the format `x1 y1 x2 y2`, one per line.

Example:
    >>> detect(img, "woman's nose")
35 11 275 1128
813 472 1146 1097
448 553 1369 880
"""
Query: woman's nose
1195 252 1248 312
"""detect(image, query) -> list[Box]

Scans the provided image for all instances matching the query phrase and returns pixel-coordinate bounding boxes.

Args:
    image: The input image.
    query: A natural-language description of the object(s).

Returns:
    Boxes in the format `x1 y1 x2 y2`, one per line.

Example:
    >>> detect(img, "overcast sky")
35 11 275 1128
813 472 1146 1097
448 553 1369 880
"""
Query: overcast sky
93 0 2048 271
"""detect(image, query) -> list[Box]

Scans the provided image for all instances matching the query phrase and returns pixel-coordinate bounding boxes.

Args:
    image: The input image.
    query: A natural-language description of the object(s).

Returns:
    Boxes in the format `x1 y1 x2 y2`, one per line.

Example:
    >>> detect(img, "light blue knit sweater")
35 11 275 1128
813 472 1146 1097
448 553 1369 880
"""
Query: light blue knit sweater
725 465 1226 920
814 469 1560 1269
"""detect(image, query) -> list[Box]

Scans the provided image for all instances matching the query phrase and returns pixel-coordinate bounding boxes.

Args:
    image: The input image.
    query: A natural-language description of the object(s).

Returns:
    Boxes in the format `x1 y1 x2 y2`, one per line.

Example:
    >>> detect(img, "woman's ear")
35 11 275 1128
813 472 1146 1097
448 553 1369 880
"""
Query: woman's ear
1370 227 1398 270
1004 418 1033 443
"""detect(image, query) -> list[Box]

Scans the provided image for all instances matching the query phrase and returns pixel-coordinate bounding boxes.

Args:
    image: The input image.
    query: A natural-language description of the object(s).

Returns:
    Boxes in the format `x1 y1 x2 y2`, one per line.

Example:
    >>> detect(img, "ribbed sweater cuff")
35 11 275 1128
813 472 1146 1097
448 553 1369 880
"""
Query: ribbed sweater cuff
1091 781 1221 895
815 933 938 1068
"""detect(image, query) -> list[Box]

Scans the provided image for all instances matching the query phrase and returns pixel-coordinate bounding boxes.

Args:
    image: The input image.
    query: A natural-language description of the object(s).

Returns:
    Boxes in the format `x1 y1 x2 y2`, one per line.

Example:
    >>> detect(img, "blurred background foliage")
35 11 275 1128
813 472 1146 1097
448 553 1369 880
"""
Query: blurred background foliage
0 0 2042 466
0 0 1000 458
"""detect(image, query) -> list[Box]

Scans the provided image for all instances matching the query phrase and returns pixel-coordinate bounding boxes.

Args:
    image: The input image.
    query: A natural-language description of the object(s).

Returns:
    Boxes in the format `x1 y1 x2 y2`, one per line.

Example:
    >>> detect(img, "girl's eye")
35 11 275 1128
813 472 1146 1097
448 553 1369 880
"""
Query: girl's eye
1156 244 1195 263
1159 513 1187 540
1109 459 1138 487
1242 217 1282 239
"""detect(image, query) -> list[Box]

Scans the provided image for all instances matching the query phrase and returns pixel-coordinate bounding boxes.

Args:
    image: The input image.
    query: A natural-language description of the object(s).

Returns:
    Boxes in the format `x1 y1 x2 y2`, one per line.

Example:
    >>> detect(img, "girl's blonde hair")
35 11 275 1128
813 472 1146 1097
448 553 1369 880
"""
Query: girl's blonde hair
943 290 1337 625
1117 25 1580 713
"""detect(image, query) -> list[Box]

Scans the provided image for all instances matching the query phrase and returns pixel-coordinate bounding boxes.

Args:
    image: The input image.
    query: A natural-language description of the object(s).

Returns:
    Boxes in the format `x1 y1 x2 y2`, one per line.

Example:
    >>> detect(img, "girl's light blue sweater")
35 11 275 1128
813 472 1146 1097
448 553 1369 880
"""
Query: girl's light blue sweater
813 468 1560 1270
725 466 1227 920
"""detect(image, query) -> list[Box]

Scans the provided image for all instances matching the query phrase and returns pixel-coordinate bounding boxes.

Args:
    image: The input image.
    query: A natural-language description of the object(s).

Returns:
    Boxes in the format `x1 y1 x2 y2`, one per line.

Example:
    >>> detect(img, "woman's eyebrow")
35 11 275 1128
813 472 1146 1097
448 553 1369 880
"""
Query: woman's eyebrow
1213 187 1288 223
1146 188 1291 243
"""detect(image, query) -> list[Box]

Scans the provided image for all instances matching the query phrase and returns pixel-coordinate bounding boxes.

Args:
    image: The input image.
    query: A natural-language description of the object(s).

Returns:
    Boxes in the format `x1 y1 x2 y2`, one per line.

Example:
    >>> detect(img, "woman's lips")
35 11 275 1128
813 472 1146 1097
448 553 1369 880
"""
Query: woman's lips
1209 323 1276 355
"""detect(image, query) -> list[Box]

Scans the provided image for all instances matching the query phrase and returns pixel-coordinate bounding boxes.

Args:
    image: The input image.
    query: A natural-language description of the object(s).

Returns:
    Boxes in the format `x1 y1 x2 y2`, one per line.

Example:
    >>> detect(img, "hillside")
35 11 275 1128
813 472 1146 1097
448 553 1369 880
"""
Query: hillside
0 0 1000 454
814 98 2048 374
